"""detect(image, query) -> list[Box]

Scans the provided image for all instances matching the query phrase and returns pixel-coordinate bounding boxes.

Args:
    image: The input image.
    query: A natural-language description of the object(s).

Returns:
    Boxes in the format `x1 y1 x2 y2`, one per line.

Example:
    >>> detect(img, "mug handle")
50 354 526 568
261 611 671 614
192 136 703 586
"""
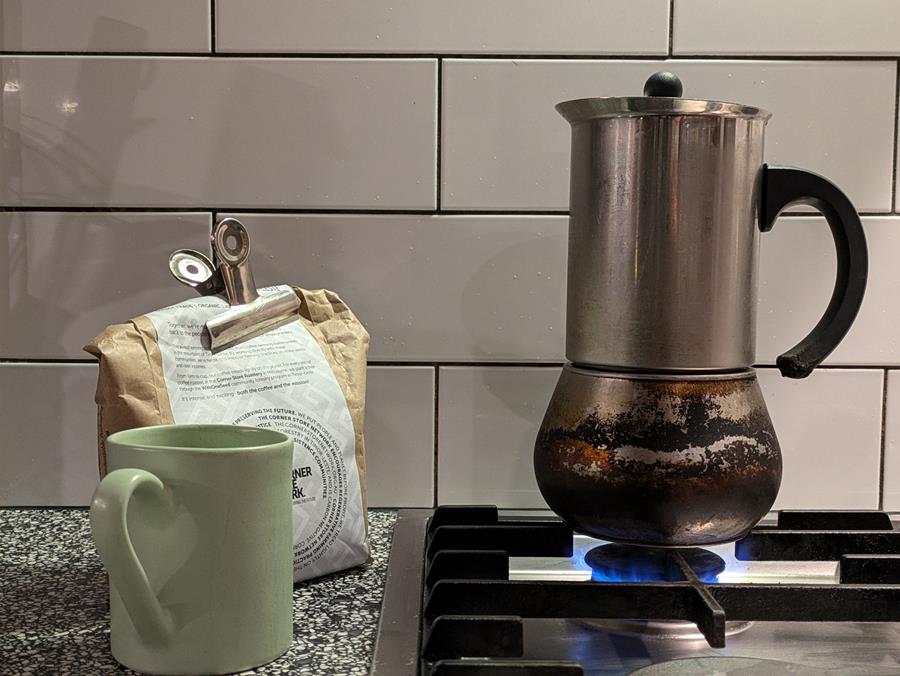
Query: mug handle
760 164 868 379
90 468 174 645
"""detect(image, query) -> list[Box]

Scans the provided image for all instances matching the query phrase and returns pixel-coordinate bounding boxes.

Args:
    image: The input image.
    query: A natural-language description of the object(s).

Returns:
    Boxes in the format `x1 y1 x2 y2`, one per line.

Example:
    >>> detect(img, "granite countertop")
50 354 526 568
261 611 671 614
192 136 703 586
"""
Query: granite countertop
0 508 398 675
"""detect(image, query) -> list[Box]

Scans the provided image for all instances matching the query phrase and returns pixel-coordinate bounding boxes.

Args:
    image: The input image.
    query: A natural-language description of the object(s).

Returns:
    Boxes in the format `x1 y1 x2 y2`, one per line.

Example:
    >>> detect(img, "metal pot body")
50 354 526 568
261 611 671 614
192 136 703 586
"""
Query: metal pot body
534 365 781 546
564 113 767 371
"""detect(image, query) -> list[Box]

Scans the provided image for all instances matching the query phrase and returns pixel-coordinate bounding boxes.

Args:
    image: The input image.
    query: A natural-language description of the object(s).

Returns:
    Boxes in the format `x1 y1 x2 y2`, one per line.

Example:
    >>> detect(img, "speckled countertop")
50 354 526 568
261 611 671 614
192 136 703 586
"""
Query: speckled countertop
0 509 398 675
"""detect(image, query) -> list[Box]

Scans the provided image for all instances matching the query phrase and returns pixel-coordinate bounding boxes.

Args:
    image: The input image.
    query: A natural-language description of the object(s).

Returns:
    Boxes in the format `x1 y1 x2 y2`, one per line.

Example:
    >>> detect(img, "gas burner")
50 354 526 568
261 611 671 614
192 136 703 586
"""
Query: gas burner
584 543 726 583
582 543 751 640
371 506 900 675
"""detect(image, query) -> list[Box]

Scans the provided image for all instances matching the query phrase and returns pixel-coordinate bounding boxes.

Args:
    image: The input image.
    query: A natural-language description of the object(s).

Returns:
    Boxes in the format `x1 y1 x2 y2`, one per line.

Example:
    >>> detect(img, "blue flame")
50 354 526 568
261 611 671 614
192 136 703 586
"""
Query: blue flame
584 544 725 583
589 565 722 583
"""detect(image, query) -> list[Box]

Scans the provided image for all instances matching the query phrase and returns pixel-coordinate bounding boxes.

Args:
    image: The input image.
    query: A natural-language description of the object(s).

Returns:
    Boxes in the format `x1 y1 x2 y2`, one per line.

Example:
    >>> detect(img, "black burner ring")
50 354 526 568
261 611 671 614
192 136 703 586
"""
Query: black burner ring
585 543 726 582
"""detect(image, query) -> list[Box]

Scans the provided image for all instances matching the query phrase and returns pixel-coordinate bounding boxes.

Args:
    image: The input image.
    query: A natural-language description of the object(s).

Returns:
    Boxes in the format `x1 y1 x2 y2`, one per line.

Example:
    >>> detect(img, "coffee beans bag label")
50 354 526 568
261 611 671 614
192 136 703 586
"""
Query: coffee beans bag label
146 286 366 581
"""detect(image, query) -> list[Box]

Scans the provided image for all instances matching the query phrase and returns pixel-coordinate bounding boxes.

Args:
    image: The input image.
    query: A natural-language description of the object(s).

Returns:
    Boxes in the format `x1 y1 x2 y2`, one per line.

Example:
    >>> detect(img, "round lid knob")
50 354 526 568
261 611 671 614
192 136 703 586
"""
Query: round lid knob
643 71 683 98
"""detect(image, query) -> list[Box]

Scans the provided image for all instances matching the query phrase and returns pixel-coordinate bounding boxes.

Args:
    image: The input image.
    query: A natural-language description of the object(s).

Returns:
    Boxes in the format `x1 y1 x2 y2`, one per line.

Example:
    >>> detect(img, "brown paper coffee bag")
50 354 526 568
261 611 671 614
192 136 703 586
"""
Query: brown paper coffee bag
85 286 369 581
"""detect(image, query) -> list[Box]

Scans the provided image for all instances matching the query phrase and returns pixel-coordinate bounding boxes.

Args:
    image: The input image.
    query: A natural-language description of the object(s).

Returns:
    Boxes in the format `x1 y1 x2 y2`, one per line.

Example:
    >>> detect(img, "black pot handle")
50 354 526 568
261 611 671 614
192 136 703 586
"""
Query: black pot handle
760 164 868 379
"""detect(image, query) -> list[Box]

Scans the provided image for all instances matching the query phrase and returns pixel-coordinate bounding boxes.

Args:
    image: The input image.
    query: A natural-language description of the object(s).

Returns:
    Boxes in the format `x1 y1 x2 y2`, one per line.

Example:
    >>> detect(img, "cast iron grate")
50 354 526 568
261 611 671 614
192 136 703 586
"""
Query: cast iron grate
416 505 900 676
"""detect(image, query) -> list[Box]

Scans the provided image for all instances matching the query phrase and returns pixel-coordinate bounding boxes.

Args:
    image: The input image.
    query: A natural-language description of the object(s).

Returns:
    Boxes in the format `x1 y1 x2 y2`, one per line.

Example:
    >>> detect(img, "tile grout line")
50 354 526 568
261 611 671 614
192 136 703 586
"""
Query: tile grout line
879 369 890 510
436 58 443 211
1 207 897 217
432 365 440 508
372 364 900 370
891 61 899 214
4 358 897 370
210 0 216 54
667 0 675 57
0 206 570 216
2 51 899 61
0 358 100 364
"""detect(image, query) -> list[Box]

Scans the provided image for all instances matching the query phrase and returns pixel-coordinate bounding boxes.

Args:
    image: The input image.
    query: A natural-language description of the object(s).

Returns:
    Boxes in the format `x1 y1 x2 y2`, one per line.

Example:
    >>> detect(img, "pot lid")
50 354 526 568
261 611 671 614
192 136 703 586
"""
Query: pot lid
556 71 772 123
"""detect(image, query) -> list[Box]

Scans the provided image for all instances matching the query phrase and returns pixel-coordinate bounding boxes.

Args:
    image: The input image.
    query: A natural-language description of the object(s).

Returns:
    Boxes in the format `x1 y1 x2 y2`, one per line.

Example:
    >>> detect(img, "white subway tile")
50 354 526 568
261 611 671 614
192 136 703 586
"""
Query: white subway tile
0 212 212 358
758 217 900 366
223 213 567 362
435 366 881 510
0 57 436 208
0 364 99 506
215 0 668 55
674 0 900 56
882 371 900 510
365 366 434 507
0 1 210 53
442 60 895 212
437 366 559 508
759 368 883 510
226 212 899 367
12 210 893 368
0 363 434 507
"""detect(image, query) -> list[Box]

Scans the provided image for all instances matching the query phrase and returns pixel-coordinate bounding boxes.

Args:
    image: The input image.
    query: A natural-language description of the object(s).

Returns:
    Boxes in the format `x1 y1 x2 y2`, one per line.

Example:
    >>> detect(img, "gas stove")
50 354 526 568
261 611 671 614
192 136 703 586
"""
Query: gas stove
370 506 900 675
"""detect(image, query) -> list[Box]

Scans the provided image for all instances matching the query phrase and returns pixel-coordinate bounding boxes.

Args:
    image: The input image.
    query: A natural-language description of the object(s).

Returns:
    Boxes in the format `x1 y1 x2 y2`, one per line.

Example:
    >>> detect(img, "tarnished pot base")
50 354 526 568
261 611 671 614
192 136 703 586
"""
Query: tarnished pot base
534 366 782 546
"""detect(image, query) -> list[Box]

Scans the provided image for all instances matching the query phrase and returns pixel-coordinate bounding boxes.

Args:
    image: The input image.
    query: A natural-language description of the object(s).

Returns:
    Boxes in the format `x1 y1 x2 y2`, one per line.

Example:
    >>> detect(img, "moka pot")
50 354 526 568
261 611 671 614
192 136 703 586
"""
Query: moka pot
534 72 868 546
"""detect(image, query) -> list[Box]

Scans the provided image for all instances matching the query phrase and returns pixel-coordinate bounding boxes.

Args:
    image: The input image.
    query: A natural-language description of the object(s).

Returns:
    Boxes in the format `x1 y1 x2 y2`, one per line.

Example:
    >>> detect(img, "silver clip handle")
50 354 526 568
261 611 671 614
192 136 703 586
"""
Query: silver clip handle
168 218 260 306
212 218 259 306
167 217 301 352
169 249 225 296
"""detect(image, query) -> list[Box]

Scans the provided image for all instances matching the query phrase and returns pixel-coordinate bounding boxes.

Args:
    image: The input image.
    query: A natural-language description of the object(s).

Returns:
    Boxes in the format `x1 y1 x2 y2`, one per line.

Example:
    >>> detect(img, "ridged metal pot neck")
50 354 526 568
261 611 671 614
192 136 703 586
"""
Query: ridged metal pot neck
556 96 772 124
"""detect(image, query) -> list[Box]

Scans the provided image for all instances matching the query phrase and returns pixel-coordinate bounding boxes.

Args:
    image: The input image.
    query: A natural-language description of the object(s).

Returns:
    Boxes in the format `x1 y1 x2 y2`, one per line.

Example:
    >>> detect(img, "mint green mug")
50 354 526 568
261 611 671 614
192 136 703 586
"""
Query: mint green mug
90 424 294 675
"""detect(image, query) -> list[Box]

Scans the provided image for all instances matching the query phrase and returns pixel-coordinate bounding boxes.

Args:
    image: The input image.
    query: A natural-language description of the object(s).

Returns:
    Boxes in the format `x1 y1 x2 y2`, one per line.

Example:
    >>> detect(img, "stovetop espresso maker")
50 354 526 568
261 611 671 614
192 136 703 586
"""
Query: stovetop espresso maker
534 72 868 547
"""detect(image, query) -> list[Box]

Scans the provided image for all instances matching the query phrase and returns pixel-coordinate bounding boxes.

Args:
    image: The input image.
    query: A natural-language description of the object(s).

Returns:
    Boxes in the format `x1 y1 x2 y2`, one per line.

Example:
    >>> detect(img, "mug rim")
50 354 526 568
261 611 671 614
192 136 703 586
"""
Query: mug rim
106 424 292 453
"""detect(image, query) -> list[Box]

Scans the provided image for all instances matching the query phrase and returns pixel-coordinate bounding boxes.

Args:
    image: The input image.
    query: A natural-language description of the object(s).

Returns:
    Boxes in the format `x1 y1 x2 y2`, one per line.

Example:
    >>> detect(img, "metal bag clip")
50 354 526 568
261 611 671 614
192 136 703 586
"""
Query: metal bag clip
168 217 302 353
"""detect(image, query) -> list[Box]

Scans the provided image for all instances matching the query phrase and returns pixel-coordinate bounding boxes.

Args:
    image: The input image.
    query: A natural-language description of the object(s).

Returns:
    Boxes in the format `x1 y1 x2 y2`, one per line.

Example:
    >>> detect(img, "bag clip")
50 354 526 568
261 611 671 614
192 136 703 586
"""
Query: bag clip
168 218 301 353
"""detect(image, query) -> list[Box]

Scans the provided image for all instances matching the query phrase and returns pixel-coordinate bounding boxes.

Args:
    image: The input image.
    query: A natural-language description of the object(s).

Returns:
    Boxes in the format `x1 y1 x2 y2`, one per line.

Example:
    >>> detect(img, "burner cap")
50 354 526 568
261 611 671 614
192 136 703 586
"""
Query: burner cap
585 543 726 582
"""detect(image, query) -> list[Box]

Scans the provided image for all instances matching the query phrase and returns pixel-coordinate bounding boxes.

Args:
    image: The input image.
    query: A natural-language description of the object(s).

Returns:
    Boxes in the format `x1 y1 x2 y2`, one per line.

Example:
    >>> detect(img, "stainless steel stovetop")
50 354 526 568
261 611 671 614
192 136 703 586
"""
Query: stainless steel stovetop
370 508 900 675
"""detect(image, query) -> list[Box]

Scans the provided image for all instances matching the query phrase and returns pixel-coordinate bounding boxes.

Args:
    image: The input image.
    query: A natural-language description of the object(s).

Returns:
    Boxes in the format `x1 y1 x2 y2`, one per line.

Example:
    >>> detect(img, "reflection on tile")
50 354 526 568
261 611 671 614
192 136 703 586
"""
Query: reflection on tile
216 0 667 55
0 57 437 208
882 371 900 510
0 212 212 358
759 368 883 509
758 217 900 366
0 364 99 506
0 0 210 52
437 366 559 508
366 367 434 507
223 213 567 362
674 0 900 56
442 60 895 211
